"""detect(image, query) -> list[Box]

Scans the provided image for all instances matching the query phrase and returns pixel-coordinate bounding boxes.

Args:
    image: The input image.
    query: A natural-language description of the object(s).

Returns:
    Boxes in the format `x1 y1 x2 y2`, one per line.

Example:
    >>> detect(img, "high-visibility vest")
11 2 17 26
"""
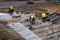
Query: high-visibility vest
31 16 35 18
42 13 47 17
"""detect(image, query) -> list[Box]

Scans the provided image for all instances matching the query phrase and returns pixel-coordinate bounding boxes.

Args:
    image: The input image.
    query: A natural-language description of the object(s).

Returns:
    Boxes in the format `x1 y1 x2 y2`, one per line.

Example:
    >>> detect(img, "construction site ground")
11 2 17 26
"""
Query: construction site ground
0 3 60 40
0 2 60 12
20 15 60 40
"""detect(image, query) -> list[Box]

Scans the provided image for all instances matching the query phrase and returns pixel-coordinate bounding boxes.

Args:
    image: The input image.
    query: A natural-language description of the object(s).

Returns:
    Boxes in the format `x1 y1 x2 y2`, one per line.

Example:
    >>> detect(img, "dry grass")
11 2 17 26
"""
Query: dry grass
0 27 14 40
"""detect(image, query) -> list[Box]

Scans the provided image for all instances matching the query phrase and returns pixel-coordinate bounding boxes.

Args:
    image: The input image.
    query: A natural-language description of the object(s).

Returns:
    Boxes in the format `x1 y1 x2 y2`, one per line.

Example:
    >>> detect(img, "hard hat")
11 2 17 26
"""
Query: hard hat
9 6 14 9
42 12 46 17
31 15 35 18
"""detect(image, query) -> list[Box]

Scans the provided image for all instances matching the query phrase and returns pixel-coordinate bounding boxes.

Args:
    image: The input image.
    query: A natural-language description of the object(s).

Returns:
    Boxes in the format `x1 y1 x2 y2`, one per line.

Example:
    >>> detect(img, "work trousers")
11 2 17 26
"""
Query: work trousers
42 17 47 22
8 9 14 15
30 18 35 24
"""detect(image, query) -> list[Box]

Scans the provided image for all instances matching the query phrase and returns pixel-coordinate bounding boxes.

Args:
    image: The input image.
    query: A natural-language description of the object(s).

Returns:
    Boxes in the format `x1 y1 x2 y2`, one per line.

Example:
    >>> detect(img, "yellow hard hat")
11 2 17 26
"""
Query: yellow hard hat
31 15 35 18
9 6 14 9
42 12 46 17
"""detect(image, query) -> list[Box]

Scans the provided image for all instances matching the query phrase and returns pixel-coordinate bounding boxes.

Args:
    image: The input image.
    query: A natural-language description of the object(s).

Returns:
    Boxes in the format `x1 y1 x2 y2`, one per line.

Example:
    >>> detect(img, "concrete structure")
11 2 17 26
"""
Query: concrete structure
7 23 41 40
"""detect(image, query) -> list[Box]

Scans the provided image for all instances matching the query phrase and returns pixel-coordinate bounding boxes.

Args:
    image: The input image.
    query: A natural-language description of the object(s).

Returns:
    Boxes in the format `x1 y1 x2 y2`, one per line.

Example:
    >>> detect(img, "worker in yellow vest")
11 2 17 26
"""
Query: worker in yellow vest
8 6 14 15
41 12 47 22
30 15 35 24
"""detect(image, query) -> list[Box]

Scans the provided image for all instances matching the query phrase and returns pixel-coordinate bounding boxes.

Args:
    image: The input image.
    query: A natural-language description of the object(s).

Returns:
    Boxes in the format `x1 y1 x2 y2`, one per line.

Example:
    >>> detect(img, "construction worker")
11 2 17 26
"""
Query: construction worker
30 15 35 24
8 6 14 15
41 12 47 22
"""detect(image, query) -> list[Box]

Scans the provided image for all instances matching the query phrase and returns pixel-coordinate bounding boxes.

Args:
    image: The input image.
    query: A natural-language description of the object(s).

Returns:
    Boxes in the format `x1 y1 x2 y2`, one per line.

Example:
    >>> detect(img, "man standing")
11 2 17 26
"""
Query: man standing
41 12 47 22
8 6 14 15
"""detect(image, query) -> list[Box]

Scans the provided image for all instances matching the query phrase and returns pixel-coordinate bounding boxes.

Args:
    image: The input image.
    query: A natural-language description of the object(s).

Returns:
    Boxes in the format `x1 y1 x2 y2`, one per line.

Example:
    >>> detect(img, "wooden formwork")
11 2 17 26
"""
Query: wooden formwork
1 18 20 24
47 6 60 11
